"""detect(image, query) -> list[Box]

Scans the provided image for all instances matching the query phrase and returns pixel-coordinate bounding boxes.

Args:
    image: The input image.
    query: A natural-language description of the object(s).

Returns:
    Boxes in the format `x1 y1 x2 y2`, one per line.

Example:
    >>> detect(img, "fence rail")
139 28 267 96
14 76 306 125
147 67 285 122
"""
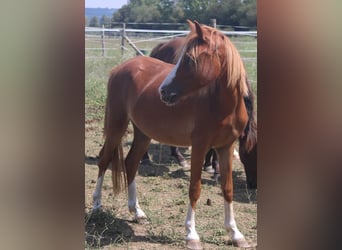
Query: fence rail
86 26 257 36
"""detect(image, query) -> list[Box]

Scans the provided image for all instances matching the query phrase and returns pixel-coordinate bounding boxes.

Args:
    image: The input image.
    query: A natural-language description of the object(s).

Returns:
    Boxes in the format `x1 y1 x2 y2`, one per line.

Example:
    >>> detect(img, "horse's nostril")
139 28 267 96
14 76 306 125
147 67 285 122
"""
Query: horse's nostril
160 87 178 105
160 88 167 96
169 92 177 102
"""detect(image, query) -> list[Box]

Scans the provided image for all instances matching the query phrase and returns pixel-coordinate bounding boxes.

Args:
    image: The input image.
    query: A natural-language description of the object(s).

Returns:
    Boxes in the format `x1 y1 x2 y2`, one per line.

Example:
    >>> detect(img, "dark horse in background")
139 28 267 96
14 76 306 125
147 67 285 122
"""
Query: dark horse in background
146 36 257 189
92 20 257 249
141 38 190 168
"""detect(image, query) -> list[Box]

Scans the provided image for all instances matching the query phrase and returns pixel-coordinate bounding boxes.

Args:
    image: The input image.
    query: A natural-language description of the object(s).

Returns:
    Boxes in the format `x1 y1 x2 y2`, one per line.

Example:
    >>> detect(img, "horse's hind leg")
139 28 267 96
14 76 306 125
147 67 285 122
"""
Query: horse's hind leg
92 119 129 211
125 125 151 220
92 146 106 210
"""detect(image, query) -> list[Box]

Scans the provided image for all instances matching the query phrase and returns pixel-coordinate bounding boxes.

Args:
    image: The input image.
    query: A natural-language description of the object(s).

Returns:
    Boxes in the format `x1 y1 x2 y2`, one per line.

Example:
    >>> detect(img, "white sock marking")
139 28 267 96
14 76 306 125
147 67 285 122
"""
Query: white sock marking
224 200 245 240
233 148 240 159
128 179 147 219
93 175 104 210
185 204 200 241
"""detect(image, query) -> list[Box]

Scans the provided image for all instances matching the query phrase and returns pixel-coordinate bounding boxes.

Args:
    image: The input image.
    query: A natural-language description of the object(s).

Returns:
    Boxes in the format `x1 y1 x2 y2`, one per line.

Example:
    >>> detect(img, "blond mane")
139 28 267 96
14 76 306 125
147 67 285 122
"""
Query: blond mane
177 25 249 96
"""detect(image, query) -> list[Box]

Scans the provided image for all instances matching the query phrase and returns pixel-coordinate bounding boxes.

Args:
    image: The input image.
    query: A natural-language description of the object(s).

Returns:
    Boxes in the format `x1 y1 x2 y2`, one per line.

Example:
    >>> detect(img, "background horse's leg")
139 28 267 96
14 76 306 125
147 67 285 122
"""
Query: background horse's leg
125 125 151 220
185 144 207 250
239 138 257 189
216 145 250 248
203 149 215 173
170 146 189 168
141 151 151 164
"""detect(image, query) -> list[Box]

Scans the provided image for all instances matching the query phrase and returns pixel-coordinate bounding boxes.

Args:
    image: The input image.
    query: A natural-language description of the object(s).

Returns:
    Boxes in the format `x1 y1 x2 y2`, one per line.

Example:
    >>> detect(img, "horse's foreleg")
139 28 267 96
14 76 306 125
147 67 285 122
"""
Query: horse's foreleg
126 125 151 220
216 145 250 248
185 145 206 250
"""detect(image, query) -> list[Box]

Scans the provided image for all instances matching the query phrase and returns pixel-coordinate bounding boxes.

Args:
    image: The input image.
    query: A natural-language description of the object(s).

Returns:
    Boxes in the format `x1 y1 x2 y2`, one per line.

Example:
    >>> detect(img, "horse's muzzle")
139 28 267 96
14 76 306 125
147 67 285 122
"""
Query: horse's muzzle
159 88 178 105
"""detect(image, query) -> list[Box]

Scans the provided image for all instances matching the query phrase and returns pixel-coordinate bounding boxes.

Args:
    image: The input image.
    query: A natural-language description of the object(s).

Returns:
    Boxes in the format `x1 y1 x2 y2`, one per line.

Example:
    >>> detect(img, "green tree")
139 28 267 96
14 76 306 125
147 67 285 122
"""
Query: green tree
112 0 256 28
237 0 257 27
158 0 184 22
112 5 132 23
180 0 210 22
113 0 161 23
131 2 161 23
100 15 111 28
89 16 100 27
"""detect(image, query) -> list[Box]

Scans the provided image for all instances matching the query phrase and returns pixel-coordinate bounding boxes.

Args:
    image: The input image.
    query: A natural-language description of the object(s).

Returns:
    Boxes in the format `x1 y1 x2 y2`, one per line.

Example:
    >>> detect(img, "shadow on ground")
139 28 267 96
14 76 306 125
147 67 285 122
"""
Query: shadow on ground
85 209 134 247
85 209 178 248
85 155 98 166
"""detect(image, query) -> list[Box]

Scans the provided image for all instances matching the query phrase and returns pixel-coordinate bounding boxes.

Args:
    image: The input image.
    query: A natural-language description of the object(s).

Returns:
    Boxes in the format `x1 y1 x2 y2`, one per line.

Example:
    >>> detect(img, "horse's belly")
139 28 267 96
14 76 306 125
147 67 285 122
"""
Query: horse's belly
132 119 193 147
128 84 195 146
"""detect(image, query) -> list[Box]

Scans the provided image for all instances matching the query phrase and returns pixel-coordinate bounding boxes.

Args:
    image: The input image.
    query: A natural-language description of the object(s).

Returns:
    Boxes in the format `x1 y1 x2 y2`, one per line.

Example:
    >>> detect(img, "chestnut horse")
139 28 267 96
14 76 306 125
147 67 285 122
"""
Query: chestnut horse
93 20 255 248
149 37 257 187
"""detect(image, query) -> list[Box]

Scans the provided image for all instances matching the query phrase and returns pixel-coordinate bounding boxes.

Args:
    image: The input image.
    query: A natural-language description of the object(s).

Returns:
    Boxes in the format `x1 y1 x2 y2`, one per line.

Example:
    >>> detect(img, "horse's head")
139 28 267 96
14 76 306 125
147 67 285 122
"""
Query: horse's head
159 20 248 106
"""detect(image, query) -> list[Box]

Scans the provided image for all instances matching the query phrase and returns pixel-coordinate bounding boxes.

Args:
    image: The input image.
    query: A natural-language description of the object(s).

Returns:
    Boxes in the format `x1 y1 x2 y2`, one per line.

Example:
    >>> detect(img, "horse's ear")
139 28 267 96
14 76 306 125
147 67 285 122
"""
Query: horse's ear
194 20 204 41
187 20 195 32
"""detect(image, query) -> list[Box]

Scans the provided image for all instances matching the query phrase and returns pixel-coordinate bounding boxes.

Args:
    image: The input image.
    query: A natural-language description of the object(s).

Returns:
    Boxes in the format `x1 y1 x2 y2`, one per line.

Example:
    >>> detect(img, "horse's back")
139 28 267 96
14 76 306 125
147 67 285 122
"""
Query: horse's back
108 56 172 99
150 38 185 64
109 56 171 82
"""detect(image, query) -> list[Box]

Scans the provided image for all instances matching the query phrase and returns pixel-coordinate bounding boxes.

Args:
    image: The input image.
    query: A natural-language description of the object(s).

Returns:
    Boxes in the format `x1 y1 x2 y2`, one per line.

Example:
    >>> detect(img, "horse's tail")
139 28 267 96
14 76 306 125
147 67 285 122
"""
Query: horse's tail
240 79 257 152
111 143 127 195
101 73 128 195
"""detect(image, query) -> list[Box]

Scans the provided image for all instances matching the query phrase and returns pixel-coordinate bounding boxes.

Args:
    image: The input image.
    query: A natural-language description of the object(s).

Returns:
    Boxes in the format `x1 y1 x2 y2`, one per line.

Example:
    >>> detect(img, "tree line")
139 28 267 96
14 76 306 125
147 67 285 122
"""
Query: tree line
86 0 256 29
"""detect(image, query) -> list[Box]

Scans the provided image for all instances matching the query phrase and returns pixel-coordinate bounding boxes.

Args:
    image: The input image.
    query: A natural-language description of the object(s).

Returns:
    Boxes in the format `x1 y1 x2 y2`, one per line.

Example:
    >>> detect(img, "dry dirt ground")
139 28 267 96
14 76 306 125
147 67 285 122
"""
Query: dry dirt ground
85 119 257 249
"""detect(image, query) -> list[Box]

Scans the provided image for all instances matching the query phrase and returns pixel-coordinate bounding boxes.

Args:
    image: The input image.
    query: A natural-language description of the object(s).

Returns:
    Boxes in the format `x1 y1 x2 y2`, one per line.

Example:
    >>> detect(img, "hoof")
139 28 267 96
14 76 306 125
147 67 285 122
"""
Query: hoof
172 153 189 168
212 173 220 183
186 239 202 250
92 203 102 212
232 238 251 248
140 158 152 165
134 216 150 224
180 160 190 169
203 165 215 173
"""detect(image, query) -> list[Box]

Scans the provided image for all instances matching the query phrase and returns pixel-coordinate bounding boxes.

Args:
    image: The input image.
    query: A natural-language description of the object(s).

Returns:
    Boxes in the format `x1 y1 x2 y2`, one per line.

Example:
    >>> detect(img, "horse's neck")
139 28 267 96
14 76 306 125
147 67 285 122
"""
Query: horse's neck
212 79 237 115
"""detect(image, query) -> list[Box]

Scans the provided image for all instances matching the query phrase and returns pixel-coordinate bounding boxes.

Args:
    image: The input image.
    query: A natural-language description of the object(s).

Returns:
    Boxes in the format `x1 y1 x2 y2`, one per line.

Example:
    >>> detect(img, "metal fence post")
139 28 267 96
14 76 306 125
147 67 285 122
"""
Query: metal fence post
121 23 126 56
210 19 216 28
101 25 105 57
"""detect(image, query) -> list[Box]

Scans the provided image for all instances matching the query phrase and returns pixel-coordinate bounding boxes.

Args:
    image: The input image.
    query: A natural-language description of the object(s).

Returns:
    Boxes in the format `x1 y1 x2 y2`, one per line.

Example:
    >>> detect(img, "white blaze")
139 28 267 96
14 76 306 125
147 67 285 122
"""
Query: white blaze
158 50 184 94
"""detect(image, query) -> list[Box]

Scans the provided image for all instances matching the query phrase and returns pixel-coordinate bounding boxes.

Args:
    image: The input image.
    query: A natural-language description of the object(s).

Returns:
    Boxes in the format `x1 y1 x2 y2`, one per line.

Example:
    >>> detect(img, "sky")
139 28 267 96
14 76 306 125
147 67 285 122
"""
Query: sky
85 0 128 9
